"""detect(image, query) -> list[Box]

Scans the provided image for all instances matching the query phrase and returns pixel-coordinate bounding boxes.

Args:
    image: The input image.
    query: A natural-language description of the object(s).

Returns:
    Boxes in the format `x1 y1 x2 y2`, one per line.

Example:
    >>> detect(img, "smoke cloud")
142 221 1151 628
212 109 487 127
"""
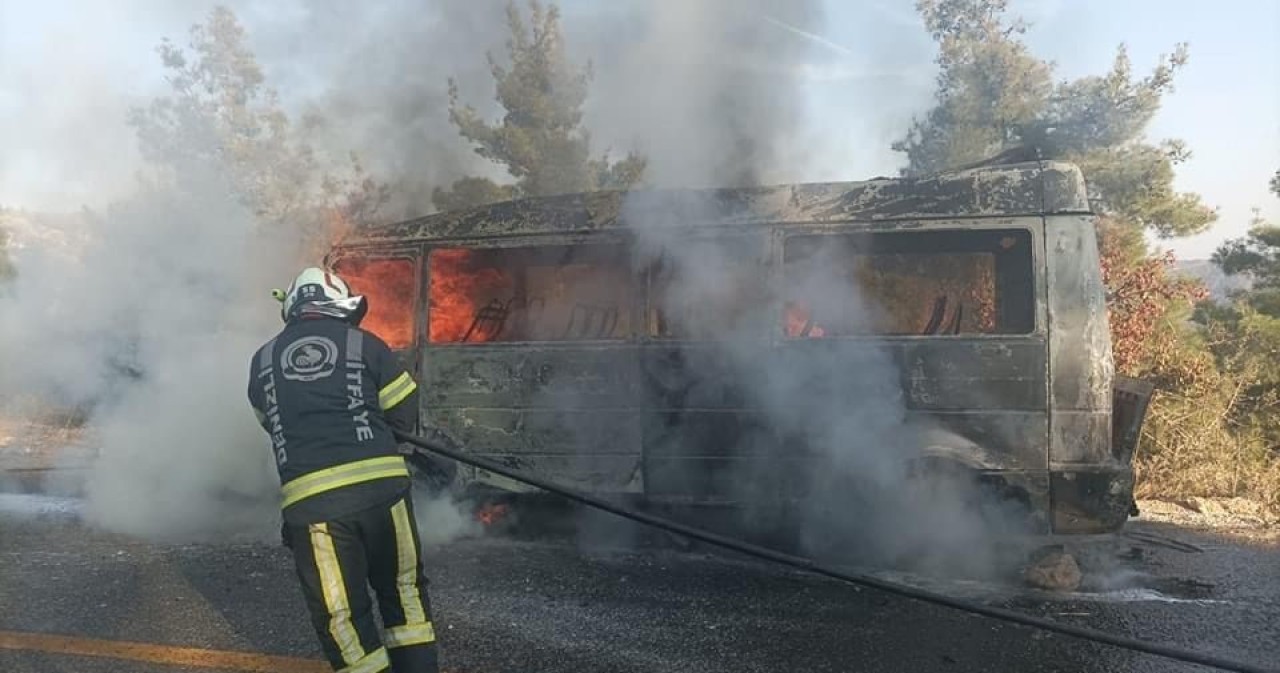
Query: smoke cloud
602 0 1032 577
244 0 512 220
574 1 822 188
0 1 512 541
1 141 295 540
2 0 1026 572
620 192 1031 579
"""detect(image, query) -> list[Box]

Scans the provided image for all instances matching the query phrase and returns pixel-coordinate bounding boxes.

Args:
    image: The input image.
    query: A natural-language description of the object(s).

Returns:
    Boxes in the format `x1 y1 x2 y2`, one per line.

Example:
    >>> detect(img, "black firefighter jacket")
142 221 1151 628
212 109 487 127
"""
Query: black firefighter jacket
248 316 420 525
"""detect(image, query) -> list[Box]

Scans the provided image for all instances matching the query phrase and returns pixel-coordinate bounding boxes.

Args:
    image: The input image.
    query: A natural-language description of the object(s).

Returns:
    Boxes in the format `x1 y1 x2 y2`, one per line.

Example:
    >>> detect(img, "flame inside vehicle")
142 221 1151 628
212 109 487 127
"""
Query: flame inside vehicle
334 237 1002 350
428 248 513 343
333 256 417 349
783 301 826 338
476 502 510 526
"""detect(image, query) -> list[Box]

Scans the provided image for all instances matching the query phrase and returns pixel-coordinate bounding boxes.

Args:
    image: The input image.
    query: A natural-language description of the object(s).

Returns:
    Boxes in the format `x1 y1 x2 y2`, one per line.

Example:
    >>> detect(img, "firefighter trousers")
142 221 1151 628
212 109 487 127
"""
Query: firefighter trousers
286 494 439 673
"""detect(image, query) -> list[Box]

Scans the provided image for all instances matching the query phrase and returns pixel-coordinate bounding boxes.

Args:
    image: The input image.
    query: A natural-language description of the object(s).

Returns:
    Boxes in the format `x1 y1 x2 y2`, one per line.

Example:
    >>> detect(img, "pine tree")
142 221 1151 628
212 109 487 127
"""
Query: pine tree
433 0 646 211
1213 175 1280 318
897 0 1215 375
129 6 388 240
896 0 1214 239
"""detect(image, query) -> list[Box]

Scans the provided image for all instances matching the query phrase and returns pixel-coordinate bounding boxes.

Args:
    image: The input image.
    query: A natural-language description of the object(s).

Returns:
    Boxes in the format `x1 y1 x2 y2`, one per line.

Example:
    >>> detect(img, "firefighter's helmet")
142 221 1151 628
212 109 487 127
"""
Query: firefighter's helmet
273 267 368 325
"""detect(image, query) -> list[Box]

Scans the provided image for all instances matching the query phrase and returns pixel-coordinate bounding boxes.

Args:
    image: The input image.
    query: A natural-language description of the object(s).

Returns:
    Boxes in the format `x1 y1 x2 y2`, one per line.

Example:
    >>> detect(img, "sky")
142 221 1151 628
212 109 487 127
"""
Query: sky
799 0 1280 259
1 0 1277 259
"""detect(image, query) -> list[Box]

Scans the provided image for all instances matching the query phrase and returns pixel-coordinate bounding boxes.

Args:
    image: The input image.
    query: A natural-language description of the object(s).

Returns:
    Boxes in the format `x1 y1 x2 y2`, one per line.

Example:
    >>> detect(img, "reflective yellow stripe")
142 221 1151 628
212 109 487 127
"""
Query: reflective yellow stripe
391 500 427 627
337 647 389 673
378 372 417 410
282 457 409 508
310 523 365 666
383 623 436 649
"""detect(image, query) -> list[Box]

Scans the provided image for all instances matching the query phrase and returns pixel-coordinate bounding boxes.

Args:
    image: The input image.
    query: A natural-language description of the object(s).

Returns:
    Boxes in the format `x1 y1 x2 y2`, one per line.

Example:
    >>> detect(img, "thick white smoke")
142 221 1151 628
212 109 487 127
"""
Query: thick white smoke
2 1 1027 568
0 151 299 541
602 0 1032 578
0 1 504 542
621 192 1031 579
574 1 824 188
241 0 513 220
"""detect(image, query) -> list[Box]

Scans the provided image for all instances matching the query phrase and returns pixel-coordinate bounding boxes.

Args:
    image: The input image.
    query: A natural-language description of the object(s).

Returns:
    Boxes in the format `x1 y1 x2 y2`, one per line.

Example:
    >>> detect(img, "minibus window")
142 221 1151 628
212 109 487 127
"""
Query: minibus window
332 256 417 350
783 229 1035 337
428 244 633 343
646 238 771 340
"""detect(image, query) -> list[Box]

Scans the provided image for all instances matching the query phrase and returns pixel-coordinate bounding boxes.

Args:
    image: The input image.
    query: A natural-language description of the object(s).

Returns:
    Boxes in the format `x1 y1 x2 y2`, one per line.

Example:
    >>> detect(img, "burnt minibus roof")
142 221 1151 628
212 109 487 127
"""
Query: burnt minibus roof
341 159 1091 246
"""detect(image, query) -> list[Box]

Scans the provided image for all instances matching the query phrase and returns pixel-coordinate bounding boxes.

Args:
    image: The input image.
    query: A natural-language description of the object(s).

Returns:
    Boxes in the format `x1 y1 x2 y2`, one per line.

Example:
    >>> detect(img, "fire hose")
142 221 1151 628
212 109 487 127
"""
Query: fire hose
394 430 1274 673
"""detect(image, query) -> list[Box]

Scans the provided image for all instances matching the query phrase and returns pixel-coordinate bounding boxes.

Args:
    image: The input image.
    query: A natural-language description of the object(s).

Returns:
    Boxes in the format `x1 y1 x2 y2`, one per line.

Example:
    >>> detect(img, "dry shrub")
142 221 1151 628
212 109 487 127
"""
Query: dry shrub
1131 325 1280 518
1136 390 1280 515
1100 218 1280 519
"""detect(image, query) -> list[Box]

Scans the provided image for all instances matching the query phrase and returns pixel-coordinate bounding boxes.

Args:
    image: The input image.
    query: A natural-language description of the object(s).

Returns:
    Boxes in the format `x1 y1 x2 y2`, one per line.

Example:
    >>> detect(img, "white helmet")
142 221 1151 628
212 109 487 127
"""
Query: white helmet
272 267 368 325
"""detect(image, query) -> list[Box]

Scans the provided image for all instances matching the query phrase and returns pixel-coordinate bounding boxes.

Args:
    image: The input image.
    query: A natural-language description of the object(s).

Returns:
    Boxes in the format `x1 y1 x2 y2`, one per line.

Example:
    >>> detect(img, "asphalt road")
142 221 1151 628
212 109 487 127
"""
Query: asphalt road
1 493 1277 673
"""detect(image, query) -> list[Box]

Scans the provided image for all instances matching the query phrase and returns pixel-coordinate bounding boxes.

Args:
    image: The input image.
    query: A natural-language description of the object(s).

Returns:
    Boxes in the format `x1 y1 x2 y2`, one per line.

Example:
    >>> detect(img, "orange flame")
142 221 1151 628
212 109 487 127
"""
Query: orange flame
476 503 510 526
428 249 512 343
784 301 825 338
333 257 416 350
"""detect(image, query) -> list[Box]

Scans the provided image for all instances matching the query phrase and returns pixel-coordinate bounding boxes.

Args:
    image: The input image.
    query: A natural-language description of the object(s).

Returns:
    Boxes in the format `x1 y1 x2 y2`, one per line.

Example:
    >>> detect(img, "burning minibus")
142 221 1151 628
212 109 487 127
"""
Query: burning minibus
329 159 1153 538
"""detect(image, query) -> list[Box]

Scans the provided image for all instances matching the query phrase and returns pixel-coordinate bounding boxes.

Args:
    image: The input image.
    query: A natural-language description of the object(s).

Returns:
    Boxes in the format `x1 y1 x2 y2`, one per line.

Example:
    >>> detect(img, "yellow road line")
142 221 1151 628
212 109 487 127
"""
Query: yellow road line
0 630 330 672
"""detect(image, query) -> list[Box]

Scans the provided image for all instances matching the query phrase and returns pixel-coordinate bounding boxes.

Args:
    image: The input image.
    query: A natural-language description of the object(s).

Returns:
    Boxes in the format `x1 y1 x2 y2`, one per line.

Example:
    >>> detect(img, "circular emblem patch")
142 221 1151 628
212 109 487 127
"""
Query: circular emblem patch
280 336 338 382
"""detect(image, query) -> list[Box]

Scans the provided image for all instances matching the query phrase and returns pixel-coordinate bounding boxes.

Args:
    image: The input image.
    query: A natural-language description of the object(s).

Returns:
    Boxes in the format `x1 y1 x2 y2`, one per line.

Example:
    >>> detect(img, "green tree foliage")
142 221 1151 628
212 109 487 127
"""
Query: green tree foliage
1211 170 1280 317
900 1 1280 509
129 6 387 242
431 177 516 214
894 0 1052 174
1196 176 1280 467
896 0 1215 239
433 0 646 211
1214 210 1280 317
900 0 1213 375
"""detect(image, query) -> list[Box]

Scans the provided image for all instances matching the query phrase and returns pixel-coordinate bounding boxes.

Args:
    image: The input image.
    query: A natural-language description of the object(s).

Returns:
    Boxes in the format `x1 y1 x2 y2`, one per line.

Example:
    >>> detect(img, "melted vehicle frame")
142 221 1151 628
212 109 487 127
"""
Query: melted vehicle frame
332 159 1155 537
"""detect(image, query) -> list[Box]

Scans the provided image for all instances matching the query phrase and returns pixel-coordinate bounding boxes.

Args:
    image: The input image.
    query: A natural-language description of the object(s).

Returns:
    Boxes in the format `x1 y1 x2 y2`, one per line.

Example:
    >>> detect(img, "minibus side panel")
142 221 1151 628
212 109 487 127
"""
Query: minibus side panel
1044 214 1114 465
423 344 645 493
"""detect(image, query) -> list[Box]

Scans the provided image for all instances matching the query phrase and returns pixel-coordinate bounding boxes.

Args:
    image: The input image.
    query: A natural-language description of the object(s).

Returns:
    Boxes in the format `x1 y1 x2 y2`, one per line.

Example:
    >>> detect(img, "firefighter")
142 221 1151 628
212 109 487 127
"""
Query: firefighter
247 266 439 673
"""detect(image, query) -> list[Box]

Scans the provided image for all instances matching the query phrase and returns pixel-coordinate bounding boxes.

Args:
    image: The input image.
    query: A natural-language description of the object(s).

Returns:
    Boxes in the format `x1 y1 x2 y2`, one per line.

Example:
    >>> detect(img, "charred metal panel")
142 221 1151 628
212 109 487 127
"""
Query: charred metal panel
640 408 799 503
427 408 641 455
638 345 795 501
638 409 1045 488
787 338 1049 471
1050 467 1134 534
639 345 767 410
641 411 781 457
978 469 1051 534
1045 215 1114 463
644 457 808 502
1049 411 1111 464
345 162 1091 245
424 346 643 492
637 339 1050 496
463 454 644 494
422 407 643 494
1112 376 1156 464
1040 166 1091 214
423 346 640 409
911 411 1048 470
776 339 1048 411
